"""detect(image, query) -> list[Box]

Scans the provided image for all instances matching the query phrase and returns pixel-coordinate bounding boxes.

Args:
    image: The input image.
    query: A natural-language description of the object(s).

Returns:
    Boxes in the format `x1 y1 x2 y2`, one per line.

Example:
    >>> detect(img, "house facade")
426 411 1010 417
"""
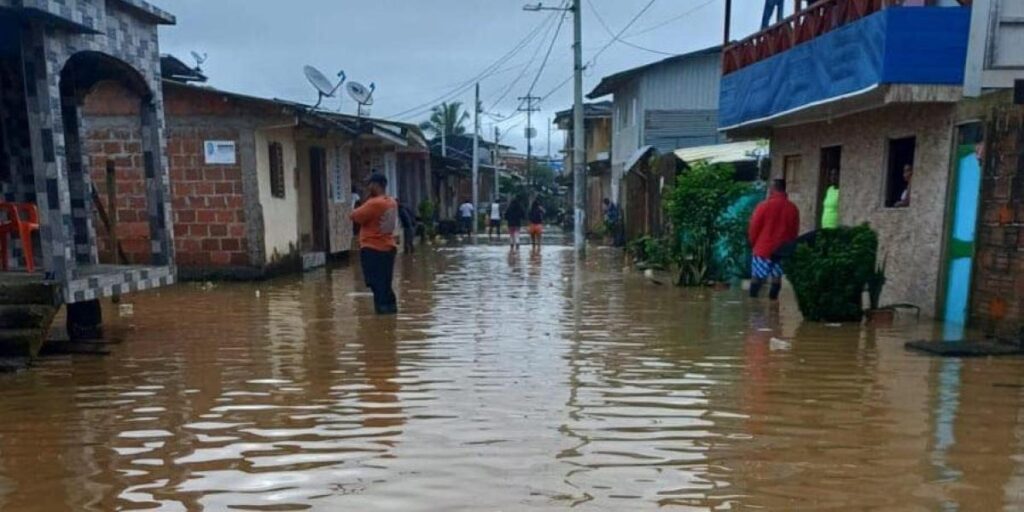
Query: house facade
587 46 723 239
555 102 612 234
83 71 429 280
721 0 1023 326
0 1 177 305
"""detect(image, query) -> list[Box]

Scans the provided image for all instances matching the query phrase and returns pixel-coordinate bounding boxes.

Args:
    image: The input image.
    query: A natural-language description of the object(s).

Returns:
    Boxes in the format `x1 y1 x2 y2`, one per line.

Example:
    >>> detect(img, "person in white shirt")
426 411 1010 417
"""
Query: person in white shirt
488 201 502 239
458 200 475 234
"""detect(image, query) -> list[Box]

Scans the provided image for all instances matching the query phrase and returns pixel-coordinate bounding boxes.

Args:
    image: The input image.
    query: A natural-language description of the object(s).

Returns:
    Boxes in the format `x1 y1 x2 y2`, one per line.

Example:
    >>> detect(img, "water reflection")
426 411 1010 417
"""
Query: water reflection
0 244 1021 510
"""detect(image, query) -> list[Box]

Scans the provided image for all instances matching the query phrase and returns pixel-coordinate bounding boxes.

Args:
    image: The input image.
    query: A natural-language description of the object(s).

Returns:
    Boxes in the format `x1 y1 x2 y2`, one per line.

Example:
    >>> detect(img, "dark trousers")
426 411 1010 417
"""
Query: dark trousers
761 0 784 28
361 248 397 314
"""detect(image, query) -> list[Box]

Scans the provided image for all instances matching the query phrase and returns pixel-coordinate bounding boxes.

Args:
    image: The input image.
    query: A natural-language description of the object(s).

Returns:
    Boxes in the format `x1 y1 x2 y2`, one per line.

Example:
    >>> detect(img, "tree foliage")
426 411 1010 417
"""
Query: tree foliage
663 162 751 285
419 102 470 139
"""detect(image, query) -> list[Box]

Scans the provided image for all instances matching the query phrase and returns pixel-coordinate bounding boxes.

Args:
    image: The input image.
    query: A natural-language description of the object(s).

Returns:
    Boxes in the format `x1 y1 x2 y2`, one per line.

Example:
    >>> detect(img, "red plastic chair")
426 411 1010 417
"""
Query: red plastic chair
0 203 40 273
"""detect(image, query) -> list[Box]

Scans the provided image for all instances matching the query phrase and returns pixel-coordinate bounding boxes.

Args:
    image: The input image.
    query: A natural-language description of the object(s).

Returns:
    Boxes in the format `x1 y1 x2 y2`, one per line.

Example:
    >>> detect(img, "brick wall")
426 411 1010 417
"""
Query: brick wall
167 126 248 270
84 81 255 275
81 80 151 264
971 98 1024 336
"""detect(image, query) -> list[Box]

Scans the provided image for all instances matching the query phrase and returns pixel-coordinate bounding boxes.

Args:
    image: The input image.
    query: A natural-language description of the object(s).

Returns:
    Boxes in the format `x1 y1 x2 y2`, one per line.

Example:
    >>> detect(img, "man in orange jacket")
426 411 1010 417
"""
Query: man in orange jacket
748 179 800 300
351 172 399 314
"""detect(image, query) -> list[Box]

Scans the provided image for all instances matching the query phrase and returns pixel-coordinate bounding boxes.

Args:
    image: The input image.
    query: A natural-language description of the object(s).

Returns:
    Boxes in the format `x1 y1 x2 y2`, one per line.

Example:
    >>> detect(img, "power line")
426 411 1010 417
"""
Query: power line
388 13 557 120
526 3 569 97
487 10 562 112
586 0 678 56
623 0 718 39
588 0 659 64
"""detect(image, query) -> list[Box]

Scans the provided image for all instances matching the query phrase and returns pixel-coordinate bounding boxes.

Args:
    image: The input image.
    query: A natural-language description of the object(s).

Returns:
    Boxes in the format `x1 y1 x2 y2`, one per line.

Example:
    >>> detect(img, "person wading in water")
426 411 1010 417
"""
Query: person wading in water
350 173 399 315
748 179 800 301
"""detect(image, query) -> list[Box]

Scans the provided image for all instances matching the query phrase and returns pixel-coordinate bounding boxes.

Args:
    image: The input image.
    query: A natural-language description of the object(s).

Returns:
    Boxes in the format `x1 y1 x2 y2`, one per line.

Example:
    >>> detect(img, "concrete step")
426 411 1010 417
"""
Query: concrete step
0 279 59 306
0 305 57 329
0 328 48 359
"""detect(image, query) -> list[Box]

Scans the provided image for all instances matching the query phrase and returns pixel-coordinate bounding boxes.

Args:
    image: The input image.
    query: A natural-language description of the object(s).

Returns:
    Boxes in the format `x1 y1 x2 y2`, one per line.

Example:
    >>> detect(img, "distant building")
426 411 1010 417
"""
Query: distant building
587 46 723 240
555 102 612 234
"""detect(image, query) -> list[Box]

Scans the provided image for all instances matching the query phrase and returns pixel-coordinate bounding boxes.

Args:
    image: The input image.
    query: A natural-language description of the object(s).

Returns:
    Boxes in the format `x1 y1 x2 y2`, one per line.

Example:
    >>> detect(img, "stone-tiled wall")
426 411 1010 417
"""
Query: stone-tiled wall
17 0 174 292
771 103 956 317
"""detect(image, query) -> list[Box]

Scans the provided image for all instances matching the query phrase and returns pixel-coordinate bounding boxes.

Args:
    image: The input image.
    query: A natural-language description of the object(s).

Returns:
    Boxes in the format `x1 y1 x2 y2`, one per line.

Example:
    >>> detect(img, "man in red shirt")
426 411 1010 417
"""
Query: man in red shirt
350 173 399 314
748 179 800 300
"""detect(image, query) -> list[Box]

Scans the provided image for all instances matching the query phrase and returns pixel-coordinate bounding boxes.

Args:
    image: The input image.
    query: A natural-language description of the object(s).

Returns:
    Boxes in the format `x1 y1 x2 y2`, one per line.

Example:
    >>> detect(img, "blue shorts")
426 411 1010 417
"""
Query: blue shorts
752 256 783 280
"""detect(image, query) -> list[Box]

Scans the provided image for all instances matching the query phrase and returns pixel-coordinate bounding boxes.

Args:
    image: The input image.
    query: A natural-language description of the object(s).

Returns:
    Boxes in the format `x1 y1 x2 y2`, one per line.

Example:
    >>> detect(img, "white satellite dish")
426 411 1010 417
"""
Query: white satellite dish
304 65 346 110
346 81 375 106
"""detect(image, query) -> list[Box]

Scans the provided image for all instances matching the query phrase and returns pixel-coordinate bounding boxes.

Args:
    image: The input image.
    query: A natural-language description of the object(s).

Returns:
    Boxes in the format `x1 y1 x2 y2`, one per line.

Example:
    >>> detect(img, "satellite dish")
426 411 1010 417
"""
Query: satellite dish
190 51 207 70
304 65 346 110
346 81 375 106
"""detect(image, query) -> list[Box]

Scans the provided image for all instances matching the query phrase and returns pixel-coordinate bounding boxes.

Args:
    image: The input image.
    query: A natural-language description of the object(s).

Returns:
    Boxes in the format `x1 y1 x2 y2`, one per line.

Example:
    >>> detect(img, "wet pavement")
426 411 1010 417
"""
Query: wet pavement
1 242 1024 511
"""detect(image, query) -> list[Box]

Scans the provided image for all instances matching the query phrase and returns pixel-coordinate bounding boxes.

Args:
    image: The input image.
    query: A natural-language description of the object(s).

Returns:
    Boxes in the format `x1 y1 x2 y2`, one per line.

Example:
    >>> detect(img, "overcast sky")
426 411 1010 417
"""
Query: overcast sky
159 0 764 154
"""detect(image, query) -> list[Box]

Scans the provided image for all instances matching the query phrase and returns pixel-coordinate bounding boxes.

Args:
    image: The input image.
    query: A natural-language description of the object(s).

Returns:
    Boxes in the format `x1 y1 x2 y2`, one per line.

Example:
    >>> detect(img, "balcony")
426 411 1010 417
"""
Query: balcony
719 0 971 132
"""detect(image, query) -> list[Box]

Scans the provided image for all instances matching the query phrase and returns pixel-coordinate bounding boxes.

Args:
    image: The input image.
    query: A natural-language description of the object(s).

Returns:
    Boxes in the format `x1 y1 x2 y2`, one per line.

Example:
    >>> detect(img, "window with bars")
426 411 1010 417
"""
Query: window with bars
268 141 285 199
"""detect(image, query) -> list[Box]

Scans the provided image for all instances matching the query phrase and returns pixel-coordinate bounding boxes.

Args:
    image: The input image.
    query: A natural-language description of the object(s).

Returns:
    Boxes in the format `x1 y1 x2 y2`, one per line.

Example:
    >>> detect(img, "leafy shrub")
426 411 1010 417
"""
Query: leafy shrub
627 235 673 269
663 162 752 285
784 224 879 322
418 200 437 238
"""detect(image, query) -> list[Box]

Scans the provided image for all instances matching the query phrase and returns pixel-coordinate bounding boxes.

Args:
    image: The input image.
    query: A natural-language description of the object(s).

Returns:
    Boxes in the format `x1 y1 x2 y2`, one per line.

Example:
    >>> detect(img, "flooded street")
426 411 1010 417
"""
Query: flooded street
1 242 1024 511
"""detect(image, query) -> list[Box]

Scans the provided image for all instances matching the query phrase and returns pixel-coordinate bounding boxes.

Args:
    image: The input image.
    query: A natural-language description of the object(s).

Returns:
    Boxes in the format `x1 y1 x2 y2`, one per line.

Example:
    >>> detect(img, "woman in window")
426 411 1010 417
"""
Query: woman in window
894 164 913 208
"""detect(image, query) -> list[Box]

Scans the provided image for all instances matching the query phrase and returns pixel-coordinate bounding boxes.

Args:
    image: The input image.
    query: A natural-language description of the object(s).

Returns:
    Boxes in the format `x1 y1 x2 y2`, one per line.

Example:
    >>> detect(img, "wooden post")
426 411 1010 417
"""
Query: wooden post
724 0 732 46
105 160 118 265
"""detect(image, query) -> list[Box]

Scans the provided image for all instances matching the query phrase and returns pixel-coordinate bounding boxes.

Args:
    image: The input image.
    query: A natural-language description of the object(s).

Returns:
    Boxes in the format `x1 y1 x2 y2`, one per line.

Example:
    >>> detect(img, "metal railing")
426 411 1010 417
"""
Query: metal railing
723 0 903 75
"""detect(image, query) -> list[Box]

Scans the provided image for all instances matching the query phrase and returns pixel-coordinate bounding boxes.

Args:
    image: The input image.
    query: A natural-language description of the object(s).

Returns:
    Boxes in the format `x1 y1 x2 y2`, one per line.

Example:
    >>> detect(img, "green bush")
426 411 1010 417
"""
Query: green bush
784 224 879 322
418 200 436 238
627 235 673 269
663 162 752 285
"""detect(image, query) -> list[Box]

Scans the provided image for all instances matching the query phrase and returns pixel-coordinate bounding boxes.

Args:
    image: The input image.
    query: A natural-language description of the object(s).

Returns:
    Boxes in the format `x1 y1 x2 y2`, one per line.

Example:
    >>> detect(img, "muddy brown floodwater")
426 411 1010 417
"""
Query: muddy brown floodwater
1 243 1024 511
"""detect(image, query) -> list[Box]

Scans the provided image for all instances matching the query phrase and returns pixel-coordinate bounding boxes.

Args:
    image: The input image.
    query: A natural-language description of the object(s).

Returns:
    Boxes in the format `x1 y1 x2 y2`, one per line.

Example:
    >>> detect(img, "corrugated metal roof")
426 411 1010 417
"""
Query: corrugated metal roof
587 45 722 99
672 140 768 164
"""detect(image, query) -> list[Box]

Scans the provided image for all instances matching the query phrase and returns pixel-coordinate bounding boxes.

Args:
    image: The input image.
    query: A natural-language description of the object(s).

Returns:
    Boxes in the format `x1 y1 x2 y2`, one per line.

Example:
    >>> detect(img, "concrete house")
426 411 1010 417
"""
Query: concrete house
720 0 1024 325
83 64 430 280
555 101 612 234
586 46 723 239
0 0 178 355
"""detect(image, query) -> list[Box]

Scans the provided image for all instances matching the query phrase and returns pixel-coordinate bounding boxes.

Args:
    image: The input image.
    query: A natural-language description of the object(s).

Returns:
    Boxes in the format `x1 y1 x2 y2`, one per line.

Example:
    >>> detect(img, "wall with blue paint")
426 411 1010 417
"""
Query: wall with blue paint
720 7 971 129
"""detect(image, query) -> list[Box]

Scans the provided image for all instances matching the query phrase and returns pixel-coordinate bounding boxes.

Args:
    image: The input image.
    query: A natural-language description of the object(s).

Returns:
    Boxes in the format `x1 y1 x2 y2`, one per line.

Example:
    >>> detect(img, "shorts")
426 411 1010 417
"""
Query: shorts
752 255 783 280
528 223 543 236
489 219 501 228
508 225 521 237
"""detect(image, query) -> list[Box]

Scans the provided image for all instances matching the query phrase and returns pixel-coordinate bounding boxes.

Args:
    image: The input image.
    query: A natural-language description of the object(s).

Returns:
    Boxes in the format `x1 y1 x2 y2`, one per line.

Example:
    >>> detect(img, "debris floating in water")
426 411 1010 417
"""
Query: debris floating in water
118 303 134 317
769 337 792 351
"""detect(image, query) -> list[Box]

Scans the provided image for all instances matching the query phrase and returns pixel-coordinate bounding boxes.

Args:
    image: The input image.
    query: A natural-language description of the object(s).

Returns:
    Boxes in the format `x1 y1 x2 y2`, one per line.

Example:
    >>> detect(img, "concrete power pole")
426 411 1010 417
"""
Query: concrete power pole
494 126 501 202
572 0 586 257
472 83 480 237
518 95 540 188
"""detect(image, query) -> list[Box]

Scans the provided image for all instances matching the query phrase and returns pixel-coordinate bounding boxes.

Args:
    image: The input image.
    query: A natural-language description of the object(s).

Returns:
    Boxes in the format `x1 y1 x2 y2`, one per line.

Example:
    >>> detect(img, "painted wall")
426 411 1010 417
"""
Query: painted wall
771 103 955 317
638 52 721 111
254 126 300 263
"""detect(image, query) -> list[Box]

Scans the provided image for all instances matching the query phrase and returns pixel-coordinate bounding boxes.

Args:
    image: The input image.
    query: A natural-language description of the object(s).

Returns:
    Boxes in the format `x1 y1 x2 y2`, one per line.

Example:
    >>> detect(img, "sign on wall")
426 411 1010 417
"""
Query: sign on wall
204 140 237 165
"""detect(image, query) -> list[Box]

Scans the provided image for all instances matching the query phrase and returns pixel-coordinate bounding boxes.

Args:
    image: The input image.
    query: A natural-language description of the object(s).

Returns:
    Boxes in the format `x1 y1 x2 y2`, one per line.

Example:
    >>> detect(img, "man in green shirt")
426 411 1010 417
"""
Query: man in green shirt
820 169 840 229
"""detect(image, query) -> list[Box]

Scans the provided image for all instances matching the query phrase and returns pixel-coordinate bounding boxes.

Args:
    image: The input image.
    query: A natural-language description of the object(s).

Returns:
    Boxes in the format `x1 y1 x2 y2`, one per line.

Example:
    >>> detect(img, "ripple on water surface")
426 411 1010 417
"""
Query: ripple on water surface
0 244 1022 511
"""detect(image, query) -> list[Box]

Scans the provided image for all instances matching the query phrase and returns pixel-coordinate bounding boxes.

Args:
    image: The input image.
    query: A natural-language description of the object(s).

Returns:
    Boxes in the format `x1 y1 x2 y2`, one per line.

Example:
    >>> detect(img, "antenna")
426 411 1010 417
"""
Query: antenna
190 51 207 71
346 81 376 117
304 65 346 110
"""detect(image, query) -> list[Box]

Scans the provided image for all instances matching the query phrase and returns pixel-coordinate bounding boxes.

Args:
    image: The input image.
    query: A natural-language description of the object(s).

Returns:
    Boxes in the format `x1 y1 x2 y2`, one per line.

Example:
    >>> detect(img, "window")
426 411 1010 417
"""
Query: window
783 154 802 185
268 141 285 199
617 97 636 129
885 137 916 208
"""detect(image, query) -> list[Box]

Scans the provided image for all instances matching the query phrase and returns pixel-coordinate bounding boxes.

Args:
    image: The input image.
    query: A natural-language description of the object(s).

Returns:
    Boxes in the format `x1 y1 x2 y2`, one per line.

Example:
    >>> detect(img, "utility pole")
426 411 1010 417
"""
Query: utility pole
494 126 501 203
472 82 480 237
571 0 585 257
523 1 584 256
518 94 540 188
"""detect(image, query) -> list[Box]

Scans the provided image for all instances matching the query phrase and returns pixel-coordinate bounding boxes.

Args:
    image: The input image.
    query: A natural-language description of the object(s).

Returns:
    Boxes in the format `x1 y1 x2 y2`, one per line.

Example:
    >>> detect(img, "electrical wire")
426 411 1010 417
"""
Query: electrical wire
588 0 659 65
623 0 718 39
586 0 678 56
387 12 559 120
487 9 562 112
525 2 569 97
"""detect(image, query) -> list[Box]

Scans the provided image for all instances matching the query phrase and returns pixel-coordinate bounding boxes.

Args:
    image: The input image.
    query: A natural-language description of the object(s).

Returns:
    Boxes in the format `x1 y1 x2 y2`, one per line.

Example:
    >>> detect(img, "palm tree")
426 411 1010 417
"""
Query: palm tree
419 101 470 139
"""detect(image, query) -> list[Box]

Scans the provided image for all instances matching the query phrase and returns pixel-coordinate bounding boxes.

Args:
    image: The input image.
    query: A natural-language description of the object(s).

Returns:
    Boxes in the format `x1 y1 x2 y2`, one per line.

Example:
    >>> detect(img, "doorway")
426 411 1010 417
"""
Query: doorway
308 147 328 252
817 146 841 228
942 123 984 335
